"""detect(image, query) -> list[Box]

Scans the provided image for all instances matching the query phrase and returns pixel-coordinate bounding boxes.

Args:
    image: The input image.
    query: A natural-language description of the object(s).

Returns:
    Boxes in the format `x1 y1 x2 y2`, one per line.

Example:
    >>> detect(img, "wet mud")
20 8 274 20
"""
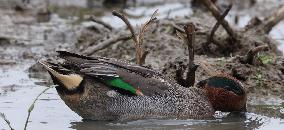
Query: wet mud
0 0 284 130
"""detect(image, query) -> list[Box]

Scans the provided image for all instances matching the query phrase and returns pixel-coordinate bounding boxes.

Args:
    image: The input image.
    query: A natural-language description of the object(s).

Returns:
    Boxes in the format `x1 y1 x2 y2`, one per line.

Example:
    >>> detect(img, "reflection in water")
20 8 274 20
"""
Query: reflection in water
70 113 268 130
1 0 284 130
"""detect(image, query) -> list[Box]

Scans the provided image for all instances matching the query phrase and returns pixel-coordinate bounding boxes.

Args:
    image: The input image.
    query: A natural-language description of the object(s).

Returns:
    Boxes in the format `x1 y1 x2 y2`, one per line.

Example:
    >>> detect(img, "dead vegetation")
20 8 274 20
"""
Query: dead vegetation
74 1 284 98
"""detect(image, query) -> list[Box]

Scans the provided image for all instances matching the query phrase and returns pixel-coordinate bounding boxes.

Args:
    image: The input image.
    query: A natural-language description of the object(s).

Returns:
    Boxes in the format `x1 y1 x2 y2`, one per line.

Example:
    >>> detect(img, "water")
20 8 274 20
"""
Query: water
1 1 284 130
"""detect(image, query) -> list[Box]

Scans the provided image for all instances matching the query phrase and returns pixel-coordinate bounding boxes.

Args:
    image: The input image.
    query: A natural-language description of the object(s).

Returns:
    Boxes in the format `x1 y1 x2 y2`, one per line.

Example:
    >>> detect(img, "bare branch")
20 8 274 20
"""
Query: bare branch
136 9 158 65
184 23 198 87
262 5 284 33
83 34 131 56
140 50 150 65
89 16 113 31
112 10 158 65
112 10 143 65
172 23 185 33
201 0 237 38
139 9 158 45
202 4 232 53
112 10 138 43
184 23 195 67
208 4 232 44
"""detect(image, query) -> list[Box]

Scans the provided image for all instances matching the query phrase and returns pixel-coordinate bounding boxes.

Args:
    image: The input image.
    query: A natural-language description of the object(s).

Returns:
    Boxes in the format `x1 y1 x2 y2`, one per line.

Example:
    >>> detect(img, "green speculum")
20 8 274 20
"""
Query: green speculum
107 78 137 95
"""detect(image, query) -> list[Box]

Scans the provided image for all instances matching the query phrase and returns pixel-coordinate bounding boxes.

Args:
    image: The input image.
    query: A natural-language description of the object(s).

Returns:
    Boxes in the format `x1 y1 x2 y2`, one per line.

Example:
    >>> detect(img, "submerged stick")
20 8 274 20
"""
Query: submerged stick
24 85 57 130
0 112 14 130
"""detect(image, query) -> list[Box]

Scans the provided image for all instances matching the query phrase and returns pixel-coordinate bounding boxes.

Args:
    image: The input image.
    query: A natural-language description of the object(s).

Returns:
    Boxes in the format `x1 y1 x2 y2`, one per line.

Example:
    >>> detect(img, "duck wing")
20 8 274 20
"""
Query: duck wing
57 51 169 96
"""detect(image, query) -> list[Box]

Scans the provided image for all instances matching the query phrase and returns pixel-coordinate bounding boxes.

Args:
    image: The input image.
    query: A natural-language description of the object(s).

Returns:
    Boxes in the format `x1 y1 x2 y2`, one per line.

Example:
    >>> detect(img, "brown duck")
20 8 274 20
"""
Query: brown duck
39 51 247 121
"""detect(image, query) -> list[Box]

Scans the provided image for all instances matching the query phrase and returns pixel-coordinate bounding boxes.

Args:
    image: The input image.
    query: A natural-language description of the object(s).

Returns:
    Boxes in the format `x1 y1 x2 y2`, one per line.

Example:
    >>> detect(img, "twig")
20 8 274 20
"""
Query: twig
89 16 113 31
242 45 269 65
138 9 158 46
184 23 198 87
201 0 237 39
83 34 131 55
184 24 195 68
112 10 158 65
175 24 199 87
262 5 284 33
140 50 149 65
172 23 185 33
202 4 232 53
112 10 138 43
0 112 14 130
112 10 141 64
24 85 57 130
137 9 158 65
208 4 233 44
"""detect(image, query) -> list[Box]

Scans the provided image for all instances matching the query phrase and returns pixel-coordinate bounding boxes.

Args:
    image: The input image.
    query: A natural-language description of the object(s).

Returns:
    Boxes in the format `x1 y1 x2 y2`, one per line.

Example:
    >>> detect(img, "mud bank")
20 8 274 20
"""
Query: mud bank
0 0 284 130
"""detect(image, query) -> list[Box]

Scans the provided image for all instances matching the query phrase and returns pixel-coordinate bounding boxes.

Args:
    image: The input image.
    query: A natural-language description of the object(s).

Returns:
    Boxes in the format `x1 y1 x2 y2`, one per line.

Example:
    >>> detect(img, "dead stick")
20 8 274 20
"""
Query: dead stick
201 0 237 38
137 9 158 65
208 4 232 44
112 10 142 65
262 5 284 33
140 50 149 65
112 10 138 43
89 16 113 31
83 34 131 56
139 9 158 45
184 23 198 87
173 23 185 33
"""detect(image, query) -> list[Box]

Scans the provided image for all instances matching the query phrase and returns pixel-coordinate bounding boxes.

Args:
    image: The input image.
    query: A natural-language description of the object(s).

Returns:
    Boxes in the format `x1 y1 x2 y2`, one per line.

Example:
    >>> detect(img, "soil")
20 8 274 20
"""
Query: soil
74 12 284 101
0 0 284 129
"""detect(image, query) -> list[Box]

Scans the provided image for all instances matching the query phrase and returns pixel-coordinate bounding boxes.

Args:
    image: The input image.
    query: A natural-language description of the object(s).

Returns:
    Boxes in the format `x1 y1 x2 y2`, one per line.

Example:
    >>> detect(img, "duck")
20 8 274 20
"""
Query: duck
39 51 247 121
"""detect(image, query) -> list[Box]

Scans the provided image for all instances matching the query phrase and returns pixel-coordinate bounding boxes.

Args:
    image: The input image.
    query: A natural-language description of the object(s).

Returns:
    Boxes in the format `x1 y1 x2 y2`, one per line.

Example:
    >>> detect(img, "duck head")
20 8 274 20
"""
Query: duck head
38 60 83 92
197 74 247 112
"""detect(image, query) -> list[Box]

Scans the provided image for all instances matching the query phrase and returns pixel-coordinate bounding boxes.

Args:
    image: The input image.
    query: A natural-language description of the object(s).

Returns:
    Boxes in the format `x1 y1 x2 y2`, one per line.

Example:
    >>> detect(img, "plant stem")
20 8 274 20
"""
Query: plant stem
24 85 57 130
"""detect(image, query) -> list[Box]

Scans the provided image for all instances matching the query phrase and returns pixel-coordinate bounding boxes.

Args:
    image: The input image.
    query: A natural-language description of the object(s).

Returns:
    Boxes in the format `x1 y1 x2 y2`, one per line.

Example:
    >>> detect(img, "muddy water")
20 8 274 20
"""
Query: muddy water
1 1 284 130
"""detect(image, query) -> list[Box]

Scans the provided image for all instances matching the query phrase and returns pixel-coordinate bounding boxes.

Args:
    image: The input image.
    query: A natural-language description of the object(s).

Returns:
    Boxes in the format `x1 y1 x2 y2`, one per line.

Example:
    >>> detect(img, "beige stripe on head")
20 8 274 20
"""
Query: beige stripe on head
39 61 83 90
